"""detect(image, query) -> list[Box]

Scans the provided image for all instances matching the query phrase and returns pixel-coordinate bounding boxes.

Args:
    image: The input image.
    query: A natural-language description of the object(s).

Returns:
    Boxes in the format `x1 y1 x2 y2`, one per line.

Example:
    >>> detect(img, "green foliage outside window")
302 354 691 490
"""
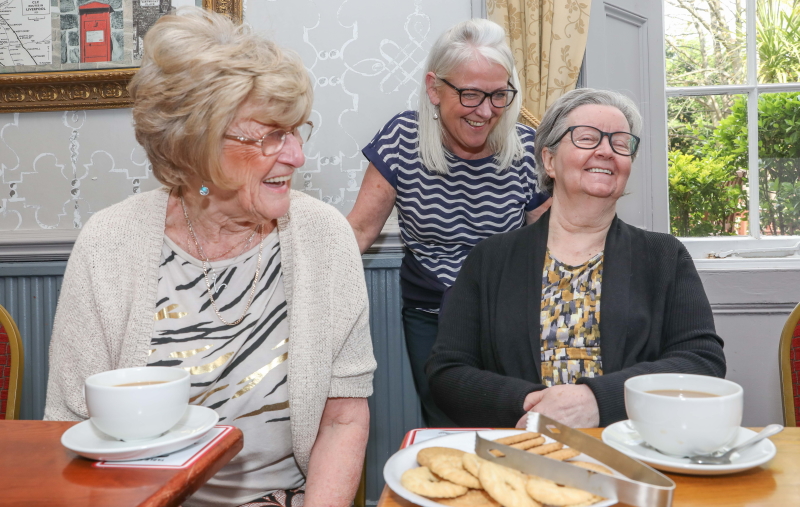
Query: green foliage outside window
666 0 800 236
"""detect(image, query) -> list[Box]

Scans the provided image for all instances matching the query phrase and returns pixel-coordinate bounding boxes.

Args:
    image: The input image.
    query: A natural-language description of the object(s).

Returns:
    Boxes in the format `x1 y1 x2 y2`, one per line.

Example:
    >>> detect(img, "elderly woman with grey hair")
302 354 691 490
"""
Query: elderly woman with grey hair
44 8 375 507
347 18 550 427
427 88 727 429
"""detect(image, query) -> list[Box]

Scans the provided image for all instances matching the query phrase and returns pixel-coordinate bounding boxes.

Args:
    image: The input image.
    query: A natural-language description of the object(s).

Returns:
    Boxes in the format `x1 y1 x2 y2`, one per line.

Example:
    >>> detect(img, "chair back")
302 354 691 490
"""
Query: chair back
519 106 540 128
0 304 23 420
779 301 800 426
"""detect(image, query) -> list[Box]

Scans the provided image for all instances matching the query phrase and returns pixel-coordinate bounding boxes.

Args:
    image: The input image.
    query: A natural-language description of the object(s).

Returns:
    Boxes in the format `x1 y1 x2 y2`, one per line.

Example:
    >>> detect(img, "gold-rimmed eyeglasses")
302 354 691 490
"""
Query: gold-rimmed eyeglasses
223 121 314 156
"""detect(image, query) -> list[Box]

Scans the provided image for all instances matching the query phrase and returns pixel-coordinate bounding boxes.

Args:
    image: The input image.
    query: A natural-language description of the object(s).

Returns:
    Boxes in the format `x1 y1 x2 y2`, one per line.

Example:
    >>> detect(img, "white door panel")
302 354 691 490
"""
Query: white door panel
584 0 669 232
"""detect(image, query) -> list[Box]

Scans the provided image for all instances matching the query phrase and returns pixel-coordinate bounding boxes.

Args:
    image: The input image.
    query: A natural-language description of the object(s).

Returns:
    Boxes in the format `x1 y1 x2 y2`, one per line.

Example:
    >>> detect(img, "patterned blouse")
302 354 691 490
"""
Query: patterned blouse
540 249 604 386
149 231 304 507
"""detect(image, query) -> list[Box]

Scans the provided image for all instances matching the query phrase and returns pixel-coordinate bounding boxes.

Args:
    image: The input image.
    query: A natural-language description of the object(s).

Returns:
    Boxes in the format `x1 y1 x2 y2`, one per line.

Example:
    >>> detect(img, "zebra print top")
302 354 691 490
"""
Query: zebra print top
362 110 547 309
149 230 304 507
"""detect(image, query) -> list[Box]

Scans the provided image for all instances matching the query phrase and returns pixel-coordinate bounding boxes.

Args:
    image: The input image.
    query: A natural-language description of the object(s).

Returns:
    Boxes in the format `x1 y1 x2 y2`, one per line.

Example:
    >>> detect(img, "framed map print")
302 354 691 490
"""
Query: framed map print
0 0 242 112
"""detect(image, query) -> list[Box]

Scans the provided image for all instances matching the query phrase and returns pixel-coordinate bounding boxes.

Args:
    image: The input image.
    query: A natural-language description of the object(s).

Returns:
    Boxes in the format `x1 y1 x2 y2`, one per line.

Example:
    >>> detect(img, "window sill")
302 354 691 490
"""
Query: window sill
682 236 800 271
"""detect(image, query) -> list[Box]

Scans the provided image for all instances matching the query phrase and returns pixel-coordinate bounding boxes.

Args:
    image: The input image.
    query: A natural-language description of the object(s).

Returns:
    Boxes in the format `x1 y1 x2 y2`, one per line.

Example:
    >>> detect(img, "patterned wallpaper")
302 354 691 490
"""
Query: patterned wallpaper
0 0 474 232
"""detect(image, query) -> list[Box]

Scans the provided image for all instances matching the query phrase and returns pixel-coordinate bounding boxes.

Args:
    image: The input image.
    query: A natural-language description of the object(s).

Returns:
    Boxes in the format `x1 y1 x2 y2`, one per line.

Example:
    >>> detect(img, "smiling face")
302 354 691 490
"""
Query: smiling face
426 57 509 159
542 104 633 202
217 99 305 223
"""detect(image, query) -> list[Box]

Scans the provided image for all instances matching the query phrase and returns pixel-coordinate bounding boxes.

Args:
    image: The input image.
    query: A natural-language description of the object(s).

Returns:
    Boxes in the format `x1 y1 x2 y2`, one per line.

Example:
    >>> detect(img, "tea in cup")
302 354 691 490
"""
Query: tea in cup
624 373 743 457
85 366 190 441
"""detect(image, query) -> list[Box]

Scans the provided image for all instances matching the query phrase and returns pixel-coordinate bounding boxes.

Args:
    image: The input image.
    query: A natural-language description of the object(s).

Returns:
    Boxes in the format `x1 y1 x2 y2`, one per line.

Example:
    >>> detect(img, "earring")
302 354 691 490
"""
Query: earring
433 109 439 120
199 183 209 196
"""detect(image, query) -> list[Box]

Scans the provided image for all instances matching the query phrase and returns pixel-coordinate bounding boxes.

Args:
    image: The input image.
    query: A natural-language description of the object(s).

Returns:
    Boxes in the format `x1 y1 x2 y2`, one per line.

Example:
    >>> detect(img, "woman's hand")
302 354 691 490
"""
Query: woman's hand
515 384 600 428
305 397 370 507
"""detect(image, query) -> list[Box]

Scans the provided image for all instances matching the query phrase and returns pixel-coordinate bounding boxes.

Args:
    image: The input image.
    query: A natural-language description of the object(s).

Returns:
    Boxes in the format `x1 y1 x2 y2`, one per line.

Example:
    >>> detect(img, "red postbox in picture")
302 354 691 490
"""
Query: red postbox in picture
79 2 113 63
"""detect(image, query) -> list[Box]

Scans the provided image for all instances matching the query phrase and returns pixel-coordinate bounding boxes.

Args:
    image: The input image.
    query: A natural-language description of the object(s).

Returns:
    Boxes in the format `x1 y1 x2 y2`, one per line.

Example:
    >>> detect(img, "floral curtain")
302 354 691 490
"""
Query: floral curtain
487 0 592 127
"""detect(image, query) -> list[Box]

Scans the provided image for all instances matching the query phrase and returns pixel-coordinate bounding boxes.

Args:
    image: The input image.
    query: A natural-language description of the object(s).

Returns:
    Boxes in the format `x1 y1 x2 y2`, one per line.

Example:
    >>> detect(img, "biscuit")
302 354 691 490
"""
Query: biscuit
400 466 468 498
510 437 546 450
429 454 482 489
437 489 502 507
569 461 614 475
462 453 486 478
544 448 581 461
494 432 541 446
478 460 541 507
527 442 563 455
525 475 597 506
418 447 466 468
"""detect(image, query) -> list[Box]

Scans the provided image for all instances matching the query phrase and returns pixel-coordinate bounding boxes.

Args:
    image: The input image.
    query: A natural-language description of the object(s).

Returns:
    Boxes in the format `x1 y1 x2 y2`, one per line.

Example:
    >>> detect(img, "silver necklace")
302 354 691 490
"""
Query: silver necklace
180 196 264 326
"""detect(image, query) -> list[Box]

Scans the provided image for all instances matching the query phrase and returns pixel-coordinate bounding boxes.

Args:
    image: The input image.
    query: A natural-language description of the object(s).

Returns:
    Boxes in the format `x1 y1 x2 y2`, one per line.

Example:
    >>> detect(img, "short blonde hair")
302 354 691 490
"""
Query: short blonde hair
128 7 313 189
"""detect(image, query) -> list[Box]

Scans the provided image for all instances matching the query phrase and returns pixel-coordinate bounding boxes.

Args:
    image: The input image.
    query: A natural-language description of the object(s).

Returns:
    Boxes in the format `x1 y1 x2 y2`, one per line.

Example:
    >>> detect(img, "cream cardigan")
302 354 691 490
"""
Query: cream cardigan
44 187 376 474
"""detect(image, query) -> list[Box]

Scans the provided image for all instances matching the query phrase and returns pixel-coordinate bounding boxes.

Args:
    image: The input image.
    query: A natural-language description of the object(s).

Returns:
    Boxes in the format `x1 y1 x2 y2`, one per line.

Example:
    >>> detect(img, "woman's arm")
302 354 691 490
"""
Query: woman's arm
427 240 544 427
304 397 370 507
346 164 397 254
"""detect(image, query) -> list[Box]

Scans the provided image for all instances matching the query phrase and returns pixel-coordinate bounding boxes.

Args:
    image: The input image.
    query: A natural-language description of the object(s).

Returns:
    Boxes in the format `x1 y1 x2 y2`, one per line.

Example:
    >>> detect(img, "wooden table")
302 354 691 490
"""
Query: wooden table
0 420 243 507
378 427 800 507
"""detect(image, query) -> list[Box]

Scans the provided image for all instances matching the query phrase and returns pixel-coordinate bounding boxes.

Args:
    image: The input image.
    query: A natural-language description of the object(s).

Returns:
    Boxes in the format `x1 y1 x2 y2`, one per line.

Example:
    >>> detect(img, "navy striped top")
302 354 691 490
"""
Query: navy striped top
362 111 547 309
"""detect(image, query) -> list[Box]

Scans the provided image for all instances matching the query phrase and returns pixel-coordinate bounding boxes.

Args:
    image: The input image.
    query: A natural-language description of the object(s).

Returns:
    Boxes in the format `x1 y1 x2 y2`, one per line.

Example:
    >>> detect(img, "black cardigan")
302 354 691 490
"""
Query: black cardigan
426 212 726 428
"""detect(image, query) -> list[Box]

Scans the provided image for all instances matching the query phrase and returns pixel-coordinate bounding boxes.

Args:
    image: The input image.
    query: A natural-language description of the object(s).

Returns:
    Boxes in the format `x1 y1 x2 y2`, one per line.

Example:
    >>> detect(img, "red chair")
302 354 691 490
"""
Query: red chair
779 302 800 426
0 304 23 420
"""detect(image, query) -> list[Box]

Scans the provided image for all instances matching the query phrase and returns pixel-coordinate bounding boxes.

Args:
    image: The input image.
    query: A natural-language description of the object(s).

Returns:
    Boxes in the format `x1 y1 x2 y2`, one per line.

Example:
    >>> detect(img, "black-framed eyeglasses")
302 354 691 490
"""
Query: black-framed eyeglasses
223 121 314 156
439 78 518 108
556 125 640 156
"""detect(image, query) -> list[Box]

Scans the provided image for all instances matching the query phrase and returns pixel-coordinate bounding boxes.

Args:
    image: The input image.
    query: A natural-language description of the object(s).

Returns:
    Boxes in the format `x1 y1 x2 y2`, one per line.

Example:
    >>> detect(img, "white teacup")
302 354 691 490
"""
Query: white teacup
85 367 190 441
624 373 743 457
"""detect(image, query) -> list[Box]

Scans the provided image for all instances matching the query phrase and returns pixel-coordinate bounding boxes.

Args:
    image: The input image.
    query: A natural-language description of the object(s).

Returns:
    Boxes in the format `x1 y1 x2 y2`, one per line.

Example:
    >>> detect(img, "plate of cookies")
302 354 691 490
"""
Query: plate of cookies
384 430 618 507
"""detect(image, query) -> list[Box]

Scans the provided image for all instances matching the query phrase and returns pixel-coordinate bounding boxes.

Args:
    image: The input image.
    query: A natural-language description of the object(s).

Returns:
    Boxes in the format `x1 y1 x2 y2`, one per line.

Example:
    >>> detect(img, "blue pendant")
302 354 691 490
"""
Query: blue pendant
199 185 209 196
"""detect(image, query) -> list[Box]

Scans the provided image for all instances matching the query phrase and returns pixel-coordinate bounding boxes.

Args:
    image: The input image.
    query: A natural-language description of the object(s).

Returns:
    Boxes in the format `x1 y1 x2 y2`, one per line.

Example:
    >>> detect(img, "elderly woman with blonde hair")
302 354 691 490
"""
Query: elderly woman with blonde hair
44 8 375 507
347 18 550 428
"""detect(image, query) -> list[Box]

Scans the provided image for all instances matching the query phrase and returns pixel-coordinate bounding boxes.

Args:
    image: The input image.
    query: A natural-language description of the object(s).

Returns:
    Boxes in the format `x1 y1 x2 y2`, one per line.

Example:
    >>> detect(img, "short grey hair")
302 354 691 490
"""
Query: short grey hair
128 6 313 190
418 19 523 174
533 88 643 194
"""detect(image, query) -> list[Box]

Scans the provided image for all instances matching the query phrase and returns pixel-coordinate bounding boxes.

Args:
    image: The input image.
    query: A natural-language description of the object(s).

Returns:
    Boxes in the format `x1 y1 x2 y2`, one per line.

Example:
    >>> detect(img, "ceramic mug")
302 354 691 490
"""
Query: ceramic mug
84 366 190 441
624 373 743 457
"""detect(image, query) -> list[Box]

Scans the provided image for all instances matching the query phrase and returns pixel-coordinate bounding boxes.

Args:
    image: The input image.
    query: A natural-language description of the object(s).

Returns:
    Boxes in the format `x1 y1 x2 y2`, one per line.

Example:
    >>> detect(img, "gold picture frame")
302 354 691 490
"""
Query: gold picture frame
0 0 242 114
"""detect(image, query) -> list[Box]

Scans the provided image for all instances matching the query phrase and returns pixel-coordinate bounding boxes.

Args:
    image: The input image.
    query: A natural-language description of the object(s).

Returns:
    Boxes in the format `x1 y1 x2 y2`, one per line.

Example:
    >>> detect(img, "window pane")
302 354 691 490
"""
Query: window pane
757 0 800 84
668 95 749 237
665 0 746 87
758 92 800 235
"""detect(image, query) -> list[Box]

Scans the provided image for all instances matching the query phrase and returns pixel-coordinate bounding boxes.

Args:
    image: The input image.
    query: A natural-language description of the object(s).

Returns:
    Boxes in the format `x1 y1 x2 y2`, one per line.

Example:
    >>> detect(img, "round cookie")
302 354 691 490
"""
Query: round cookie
462 453 487 478
401 466 468 498
438 489 502 507
429 454 482 489
418 447 466 468
525 475 596 506
478 460 541 507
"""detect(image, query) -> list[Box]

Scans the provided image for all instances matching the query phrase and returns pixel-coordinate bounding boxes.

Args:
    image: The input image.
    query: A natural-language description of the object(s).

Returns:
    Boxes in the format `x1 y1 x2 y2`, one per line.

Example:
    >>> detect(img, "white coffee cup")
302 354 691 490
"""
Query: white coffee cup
85 366 190 441
624 373 743 457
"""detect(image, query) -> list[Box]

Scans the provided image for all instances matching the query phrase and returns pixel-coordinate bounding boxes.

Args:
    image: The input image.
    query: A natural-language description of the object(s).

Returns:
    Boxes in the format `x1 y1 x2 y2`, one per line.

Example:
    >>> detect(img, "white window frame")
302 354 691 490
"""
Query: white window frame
665 0 800 268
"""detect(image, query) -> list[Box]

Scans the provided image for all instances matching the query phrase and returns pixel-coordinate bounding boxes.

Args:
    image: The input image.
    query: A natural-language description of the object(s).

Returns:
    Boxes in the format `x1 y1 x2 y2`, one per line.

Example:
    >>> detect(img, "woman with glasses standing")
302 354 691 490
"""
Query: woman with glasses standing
44 9 376 507
428 88 727 428
347 19 550 428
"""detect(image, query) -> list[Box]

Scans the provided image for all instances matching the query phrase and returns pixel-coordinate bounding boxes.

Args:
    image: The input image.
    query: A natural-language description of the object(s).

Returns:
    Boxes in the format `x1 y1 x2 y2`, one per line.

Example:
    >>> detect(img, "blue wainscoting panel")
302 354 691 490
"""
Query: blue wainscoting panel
362 254 423 502
1 255 422 504
0 262 66 421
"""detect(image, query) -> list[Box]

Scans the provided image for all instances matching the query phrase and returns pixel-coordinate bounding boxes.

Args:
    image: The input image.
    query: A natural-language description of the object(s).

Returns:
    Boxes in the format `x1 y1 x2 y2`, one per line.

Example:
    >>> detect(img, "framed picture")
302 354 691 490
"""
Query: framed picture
0 0 242 113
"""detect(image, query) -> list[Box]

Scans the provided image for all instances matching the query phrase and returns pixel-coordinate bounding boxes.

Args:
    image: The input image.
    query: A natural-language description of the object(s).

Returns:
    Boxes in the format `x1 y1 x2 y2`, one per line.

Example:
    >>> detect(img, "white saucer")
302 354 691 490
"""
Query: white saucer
61 405 219 461
601 420 777 475
384 430 617 507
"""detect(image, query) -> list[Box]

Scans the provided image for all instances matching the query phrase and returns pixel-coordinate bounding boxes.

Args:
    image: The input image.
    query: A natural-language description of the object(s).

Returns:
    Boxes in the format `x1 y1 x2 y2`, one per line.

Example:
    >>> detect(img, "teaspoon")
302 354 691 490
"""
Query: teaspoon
688 424 783 465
